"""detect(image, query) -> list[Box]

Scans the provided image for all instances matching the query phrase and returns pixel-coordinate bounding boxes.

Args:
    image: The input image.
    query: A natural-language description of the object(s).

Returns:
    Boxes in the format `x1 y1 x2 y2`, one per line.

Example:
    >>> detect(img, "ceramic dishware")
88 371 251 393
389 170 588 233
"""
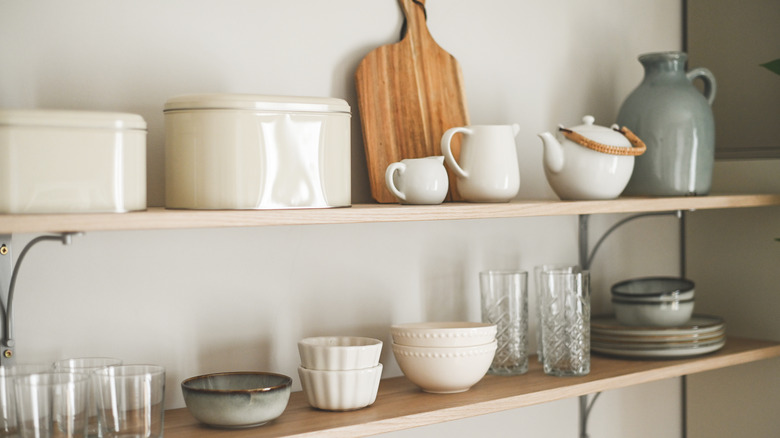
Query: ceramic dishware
181 372 292 428
390 322 497 348
298 364 382 411
391 340 496 393
538 115 645 200
441 124 521 202
611 277 695 302
619 51 716 196
613 298 694 327
298 337 382 371
385 156 449 205
479 270 529 375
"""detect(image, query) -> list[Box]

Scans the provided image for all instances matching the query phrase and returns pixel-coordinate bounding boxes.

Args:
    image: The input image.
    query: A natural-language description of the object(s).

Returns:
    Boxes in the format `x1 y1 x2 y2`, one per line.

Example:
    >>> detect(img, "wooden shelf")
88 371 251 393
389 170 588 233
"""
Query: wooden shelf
164 337 780 438
2 193 779 234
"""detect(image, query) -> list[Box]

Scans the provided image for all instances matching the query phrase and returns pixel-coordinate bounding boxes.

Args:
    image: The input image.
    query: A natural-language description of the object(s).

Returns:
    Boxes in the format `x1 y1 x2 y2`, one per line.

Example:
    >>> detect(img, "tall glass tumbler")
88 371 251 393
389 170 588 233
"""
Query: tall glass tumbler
479 270 529 375
14 372 91 438
54 357 123 438
533 265 578 363
95 365 165 438
539 268 590 376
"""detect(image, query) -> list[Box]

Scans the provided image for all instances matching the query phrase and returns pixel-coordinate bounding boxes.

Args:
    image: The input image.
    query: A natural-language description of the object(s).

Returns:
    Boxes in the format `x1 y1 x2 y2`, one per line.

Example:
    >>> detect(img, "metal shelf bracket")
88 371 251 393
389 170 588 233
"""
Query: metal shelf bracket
0 232 81 366
576 210 686 438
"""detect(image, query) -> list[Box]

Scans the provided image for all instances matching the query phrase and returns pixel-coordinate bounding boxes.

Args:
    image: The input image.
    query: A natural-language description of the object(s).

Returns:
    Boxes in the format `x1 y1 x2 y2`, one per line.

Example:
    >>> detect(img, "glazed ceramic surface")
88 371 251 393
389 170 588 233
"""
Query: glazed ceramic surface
385 156 449 205
391 340 496 393
538 116 635 200
618 51 716 196
613 298 694 327
297 337 382 371
181 372 292 428
297 364 382 411
440 124 520 202
611 277 695 302
164 94 351 210
0 110 147 213
390 322 497 348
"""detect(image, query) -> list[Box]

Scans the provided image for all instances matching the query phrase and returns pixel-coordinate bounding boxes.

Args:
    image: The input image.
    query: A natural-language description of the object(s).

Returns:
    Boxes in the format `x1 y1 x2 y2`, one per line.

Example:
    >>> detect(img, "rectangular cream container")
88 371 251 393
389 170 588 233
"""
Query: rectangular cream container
0 110 147 214
164 94 351 210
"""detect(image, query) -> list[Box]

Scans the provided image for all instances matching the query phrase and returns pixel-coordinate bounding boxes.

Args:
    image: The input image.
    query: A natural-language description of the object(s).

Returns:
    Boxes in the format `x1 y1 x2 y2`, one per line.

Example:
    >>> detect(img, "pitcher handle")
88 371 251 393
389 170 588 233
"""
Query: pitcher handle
385 161 407 202
440 127 470 178
687 67 717 106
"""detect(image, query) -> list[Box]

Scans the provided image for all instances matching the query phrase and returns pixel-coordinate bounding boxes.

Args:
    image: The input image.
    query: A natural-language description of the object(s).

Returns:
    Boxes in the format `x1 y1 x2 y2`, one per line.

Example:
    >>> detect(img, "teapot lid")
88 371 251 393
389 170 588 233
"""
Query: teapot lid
562 116 631 148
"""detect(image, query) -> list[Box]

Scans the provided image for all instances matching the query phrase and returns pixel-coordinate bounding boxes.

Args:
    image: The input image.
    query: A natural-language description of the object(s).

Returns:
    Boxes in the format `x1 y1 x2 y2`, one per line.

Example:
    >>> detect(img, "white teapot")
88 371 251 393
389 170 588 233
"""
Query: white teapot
538 115 646 200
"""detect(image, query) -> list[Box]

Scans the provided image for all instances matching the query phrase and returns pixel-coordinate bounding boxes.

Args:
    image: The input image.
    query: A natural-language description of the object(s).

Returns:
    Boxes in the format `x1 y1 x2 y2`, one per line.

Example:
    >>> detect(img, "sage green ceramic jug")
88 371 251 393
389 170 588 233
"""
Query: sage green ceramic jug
617 51 716 196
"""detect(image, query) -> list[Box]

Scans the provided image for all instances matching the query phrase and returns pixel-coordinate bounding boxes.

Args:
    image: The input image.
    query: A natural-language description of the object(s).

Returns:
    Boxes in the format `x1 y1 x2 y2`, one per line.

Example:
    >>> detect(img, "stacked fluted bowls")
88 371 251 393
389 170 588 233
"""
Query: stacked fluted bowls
390 322 497 394
611 277 695 327
297 336 383 411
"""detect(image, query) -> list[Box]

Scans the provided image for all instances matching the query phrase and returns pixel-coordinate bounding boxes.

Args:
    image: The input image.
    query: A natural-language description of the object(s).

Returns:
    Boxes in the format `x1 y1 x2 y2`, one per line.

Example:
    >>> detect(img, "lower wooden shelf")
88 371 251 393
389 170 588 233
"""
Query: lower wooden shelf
163 337 780 438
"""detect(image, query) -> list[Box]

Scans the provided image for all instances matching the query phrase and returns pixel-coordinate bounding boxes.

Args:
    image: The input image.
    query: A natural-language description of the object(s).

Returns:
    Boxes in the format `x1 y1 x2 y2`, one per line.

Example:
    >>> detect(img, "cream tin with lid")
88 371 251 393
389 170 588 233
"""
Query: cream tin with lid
0 109 147 213
164 94 351 210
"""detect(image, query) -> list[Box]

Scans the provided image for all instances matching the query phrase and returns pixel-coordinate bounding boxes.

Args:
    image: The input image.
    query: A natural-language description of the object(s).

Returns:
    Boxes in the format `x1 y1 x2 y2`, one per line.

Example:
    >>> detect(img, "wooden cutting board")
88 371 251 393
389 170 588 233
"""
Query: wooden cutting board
355 0 470 203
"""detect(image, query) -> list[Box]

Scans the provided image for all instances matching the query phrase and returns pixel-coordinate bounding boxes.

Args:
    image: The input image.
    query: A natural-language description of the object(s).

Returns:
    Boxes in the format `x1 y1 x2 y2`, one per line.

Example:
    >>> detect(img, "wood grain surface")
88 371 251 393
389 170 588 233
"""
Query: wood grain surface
355 0 470 203
163 337 780 438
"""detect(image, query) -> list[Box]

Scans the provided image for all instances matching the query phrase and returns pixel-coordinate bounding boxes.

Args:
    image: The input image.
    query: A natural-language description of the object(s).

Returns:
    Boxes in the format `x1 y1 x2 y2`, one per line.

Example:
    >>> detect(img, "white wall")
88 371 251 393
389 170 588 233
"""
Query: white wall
0 1 697 437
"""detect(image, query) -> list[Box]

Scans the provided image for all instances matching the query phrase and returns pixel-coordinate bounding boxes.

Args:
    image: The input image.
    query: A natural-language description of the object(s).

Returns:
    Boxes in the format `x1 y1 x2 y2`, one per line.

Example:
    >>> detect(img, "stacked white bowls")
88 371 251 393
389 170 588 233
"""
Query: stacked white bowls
611 277 695 327
390 322 497 394
297 337 383 411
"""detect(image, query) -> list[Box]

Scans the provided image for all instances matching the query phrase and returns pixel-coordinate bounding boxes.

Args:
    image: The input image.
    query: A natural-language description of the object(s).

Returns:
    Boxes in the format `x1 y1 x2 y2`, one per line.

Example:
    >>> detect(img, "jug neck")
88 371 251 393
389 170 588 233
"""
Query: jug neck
639 51 688 80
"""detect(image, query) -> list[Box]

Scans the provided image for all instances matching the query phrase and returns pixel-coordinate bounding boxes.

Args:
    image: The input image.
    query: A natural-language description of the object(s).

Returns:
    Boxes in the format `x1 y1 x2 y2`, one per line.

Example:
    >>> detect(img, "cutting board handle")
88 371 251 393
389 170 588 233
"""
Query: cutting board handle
399 0 429 42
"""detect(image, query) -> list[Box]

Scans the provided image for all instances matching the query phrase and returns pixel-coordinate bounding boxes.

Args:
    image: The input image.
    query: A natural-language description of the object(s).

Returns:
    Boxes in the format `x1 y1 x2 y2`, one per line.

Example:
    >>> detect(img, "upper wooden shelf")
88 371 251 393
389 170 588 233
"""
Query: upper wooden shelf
163 337 780 438
2 193 779 234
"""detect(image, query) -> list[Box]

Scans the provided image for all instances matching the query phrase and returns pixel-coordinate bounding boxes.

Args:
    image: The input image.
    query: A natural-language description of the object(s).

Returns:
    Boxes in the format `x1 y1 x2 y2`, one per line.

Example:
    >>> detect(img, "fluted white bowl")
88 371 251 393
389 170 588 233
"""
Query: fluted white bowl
298 364 382 411
298 337 382 371
390 322 497 348
391 340 496 393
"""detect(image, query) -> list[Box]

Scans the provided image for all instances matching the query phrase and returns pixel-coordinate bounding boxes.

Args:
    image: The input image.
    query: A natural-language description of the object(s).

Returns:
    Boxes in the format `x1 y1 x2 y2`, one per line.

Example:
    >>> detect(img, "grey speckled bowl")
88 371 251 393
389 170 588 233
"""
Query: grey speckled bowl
181 372 292 428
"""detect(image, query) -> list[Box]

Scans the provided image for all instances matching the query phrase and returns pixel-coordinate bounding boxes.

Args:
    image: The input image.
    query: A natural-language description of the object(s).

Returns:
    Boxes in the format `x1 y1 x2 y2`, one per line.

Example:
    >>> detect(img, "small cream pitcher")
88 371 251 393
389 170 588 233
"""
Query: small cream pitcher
441 124 521 202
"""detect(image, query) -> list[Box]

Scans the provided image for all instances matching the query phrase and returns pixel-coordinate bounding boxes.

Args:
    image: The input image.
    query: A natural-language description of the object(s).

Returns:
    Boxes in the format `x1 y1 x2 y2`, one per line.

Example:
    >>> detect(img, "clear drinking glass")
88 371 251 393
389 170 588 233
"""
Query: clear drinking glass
539 268 590 376
95 365 166 438
54 357 123 438
479 270 529 375
533 265 578 363
0 364 54 437
14 371 91 438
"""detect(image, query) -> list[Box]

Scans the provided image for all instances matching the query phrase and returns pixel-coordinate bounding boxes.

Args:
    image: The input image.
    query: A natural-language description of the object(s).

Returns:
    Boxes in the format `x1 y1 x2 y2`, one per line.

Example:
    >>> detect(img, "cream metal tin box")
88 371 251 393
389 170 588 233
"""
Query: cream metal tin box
0 110 147 214
164 94 351 210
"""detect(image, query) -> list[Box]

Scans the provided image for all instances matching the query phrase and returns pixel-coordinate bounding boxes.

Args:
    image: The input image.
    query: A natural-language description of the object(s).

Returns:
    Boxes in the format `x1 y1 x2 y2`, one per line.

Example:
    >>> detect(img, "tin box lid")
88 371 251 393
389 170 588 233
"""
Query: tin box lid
163 94 351 114
0 109 147 130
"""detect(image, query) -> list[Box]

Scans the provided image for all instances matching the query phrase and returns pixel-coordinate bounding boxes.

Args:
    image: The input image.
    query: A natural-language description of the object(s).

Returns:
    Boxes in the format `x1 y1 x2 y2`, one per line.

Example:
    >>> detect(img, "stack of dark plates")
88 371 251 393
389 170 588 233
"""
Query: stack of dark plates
591 314 726 359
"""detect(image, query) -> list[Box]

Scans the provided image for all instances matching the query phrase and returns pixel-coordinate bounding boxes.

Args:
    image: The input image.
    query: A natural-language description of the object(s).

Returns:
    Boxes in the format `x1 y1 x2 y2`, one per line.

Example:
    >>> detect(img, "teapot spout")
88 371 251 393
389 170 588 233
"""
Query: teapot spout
538 132 565 173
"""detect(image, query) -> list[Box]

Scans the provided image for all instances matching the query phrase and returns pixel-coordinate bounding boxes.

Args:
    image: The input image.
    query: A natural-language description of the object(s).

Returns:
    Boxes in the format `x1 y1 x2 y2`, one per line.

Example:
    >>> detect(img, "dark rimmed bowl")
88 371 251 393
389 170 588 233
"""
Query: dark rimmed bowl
181 371 292 428
611 277 695 302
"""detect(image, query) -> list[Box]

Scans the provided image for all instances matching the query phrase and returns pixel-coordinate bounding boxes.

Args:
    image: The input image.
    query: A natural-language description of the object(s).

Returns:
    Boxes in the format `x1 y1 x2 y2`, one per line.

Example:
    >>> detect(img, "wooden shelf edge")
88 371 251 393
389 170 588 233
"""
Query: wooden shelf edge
2 193 779 234
163 337 780 438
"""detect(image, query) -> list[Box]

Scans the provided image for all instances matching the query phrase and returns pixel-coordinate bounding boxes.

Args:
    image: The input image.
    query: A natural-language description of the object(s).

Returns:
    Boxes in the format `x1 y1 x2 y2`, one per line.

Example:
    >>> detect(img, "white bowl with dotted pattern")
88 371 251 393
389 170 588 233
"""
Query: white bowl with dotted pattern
390 322 497 348
391 340 496 393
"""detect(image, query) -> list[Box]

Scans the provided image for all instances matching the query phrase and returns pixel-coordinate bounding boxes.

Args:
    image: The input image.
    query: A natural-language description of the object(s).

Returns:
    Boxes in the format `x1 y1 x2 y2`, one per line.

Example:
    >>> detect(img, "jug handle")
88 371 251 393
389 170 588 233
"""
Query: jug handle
686 67 717 106
440 127 470 178
385 162 407 202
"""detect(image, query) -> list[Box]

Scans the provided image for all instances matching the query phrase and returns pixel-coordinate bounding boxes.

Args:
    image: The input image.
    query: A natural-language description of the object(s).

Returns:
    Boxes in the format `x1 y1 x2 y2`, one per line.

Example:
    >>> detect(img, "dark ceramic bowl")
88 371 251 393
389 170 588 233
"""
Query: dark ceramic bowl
611 277 695 302
181 372 292 428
